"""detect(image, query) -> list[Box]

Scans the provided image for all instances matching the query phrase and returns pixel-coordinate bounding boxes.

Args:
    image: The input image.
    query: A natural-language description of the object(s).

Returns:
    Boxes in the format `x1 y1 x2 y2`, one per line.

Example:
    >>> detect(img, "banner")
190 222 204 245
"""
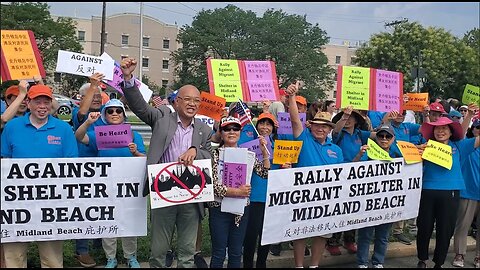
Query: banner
94 124 132 150
55 50 114 80
261 158 422 245
147 159 213 209
1 157 148 243
0 30 46 81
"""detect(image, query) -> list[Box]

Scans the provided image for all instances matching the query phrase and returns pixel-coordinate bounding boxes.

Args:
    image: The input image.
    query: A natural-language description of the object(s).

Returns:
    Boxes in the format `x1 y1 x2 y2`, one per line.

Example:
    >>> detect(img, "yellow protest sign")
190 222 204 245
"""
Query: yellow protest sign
421 140 452 170
404 93 429 112
462 84 480 106
366 138 393 161
273 140 303 165
339 66 371 110
396 141 422 164
208 59 243 102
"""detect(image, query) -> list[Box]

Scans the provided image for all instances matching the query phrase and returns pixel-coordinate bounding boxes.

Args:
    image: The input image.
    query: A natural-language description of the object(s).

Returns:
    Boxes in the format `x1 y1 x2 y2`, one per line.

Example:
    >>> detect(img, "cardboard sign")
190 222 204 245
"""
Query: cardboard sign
273 140 303 164
277 112 306 135
403 93 429 112
55 50 114 80
462 84 480 106
396 140 422 164
367 138 393 161
207 59 243 102
422 139 452 170
197 91 226 121
243 60 279 101
94 124 132 150
373 69 403 113
337 66 371 110
0 30 46 81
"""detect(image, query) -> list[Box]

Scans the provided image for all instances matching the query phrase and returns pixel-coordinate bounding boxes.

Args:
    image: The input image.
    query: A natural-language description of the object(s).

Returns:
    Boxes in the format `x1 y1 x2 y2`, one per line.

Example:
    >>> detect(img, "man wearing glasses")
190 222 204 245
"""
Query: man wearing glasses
120 57 212 268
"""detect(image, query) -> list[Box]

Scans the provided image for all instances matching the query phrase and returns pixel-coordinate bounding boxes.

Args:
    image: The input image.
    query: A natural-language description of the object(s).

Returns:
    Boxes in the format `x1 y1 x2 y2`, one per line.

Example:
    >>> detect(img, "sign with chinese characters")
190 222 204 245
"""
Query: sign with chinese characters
422 139 453 170
1 157 147 243
0 30 46 81
94 124 133 150
373 69 403 113
261 158 422 245
197 91 226 121
396 141 422 164
367 138 393 161
239 136 273 160
55 50 114 80
403 93 429 112
272 140 303 164
243 60 278 101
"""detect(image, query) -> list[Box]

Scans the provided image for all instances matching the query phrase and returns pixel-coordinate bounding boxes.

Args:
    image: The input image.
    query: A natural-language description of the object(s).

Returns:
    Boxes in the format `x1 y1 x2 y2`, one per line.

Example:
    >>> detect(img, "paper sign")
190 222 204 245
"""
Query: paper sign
396 140 422 164
197 91 226 121
209 59 243 102
94 124 132 150
0 30 46 80
277 112 306 134
223 162 247 188
462 84 480 106
104 62 141 95
339 66 371 110
421 139 452 170
273 140 303 164
139 82 153 103
367 138 393 161
239 136 273 159
244 61 277 101
374 69 402 113
404 93 429 112
55 50 114 80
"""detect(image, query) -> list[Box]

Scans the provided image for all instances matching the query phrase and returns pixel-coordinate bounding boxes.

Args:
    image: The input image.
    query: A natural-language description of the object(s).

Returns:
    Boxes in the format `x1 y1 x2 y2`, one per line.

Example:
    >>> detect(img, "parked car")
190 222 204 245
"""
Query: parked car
53 93 80 115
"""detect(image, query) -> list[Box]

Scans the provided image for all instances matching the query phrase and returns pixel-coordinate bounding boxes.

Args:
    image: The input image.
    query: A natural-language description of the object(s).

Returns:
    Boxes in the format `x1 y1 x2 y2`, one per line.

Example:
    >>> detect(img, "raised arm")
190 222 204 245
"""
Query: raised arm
461 103 479 135
333 106 353 135
287 81 303 138
77 73 105 120
75 112 101 144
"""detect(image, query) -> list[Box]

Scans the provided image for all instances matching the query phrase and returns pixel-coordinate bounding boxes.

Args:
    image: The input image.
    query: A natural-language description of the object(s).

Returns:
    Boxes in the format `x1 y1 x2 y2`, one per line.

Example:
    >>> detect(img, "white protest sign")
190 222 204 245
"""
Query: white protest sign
1 157 148 243
147 159 213 209
139 81 153 103
195 114 215 129
261 158 422 245
55 50 114 80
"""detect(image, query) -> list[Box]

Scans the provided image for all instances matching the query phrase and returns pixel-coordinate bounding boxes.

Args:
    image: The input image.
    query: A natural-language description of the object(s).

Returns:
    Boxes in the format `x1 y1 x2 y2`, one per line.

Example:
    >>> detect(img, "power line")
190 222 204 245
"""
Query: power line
177 2 198 13
136 2 195 17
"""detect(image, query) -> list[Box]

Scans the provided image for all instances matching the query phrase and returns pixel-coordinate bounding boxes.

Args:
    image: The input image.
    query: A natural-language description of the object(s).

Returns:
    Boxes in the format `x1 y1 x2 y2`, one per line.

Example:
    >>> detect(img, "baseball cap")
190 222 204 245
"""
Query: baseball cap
5 85 19 98
429 102 446 113
220 116 241 129
257 112 278 127
375 124 395 136
472 118 480 127
295 96 307 106
27 85 53 99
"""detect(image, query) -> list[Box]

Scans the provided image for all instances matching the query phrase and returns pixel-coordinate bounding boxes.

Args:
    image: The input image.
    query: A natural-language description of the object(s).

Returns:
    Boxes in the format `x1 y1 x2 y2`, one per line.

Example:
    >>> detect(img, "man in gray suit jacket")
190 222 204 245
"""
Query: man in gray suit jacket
120 57 212 268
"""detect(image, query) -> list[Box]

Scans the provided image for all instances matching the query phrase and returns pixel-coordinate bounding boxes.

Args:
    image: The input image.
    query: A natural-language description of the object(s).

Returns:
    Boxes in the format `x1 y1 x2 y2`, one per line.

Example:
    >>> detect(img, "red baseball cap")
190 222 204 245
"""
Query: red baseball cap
27 85 53 99
295 96 307 106
5 85 19 97
429 102 446 113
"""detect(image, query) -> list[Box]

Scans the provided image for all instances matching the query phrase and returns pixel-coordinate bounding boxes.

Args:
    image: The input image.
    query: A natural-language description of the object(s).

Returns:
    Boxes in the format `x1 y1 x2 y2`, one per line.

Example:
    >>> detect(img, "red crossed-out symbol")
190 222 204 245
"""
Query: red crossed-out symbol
153 162 206 203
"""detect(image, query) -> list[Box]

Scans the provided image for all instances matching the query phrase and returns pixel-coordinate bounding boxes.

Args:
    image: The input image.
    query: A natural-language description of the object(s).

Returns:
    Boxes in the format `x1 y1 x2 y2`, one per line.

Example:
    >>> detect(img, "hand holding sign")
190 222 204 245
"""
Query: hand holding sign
90 72 105 89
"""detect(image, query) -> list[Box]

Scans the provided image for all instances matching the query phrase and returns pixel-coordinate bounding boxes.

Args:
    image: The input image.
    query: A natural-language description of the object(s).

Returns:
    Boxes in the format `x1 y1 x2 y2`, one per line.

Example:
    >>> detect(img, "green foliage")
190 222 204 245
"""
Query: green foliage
172 4 333 102
353 22 480 100
142 75 165 97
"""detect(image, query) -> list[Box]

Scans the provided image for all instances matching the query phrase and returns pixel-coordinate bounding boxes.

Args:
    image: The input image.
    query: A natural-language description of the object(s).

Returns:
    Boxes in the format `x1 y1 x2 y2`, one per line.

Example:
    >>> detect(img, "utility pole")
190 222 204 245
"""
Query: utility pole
417 51 422 93
384 18 408 28
139 2 143 82
100 2 106 54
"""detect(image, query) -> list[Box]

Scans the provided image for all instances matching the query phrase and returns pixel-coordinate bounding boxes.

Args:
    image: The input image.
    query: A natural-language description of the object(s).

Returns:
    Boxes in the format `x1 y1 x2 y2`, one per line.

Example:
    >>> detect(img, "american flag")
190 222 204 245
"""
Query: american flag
152 96 163 108
233 100 252 127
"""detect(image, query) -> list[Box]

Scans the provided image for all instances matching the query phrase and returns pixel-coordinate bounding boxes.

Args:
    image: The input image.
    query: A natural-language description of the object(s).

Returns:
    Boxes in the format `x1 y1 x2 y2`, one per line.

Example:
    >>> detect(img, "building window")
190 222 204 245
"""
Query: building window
333 90 337 97
162 80 168 88
333 70 338 81
163 39 170 49
78 30 85 41
335 55 341 64
121 34 129 46
162 60 169 70
142 58 149 68
143 37 149 47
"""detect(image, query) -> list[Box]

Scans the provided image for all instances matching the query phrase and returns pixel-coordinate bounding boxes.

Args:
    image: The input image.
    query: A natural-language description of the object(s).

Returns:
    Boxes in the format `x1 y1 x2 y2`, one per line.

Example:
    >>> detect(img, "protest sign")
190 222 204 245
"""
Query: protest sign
195 114 215 129
207 59 244 102
372 69 403 113
277 112 306 135
147 159 213 209
337 66 371 110
0 30 46 81
273 140 303 164
197 91 226 121
422 139 453 170
462 84 480 106
396 141 422 164
239 136 273 159
55 50 114 80
367 138 393 161
403 93 429 112
243 60 279 102
94 124 132 150
1 157 147 243
261 158 422 245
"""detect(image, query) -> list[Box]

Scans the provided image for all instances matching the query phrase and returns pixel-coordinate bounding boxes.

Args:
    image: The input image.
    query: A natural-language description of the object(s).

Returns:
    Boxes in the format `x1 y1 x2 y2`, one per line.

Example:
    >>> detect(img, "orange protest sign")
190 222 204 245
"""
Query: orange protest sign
403 93 429 112
396 141 422 164
197 91 226 121
0 30 46 81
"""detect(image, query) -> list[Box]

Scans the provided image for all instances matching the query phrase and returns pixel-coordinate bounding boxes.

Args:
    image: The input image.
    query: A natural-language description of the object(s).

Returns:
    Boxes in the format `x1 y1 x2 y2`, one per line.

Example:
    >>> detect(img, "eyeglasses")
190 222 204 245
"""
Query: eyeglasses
376 133 393 140
106 108 123 115
176 96 201 105
222 127 241 132
475 126 480 130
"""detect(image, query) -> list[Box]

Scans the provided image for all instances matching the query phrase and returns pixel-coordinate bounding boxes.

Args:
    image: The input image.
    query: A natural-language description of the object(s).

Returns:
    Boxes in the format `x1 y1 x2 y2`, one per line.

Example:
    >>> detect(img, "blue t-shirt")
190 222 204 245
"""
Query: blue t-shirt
391 122 421 143
368 111 387 129
422 138 476 190
238 123 257 145
332 129 371 162
460 147 480 201
1 113 78 158
86 130 146 157
0 100 6 114
72 106 106 157
294 129 344 167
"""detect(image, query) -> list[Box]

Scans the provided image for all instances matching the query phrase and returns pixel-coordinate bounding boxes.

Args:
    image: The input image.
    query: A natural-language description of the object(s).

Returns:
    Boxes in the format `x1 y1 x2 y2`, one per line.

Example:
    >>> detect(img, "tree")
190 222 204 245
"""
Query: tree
353 22 479 100
142 75 164 97
1 2 84 96
172 4 333 102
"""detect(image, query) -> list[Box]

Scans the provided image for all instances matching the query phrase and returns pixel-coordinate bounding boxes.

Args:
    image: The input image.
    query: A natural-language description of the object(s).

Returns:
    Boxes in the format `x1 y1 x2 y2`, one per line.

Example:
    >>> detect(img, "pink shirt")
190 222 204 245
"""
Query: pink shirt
160 116 194 163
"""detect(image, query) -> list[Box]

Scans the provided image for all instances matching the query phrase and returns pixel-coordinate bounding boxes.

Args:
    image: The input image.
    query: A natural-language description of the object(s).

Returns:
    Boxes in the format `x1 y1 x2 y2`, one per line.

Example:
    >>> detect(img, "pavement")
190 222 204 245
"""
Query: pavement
103 236 477 268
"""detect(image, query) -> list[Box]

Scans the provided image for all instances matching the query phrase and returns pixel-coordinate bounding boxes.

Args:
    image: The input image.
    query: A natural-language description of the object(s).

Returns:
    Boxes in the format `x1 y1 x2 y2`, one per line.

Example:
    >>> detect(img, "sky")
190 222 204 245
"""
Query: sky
45 2 479 45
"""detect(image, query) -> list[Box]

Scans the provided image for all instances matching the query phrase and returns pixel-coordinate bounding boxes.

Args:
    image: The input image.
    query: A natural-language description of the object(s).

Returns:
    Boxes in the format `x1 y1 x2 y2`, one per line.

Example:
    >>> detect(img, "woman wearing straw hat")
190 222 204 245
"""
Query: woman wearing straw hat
416 117 480 268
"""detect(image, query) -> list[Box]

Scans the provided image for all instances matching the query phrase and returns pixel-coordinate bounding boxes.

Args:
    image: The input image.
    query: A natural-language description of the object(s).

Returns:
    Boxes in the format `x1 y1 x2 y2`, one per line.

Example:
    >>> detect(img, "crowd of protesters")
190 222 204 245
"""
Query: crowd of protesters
1 57 479 269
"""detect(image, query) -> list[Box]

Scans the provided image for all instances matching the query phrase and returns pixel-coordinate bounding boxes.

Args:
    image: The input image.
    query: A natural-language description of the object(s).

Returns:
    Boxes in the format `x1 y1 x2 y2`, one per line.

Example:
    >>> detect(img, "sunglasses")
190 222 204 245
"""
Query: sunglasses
459 109 467 112
106 108 123 115
376 133 393 140
222 127 241 132
475 126 480 130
